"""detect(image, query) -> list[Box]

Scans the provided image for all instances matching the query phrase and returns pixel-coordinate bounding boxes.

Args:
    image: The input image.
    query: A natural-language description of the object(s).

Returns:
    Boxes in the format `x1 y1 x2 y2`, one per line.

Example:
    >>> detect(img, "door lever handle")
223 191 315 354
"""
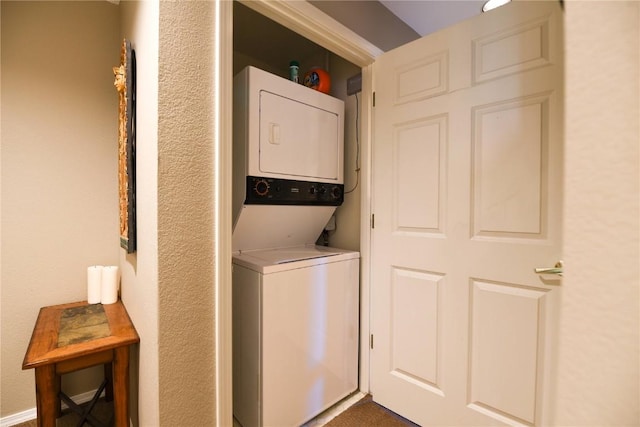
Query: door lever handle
534 260 563 276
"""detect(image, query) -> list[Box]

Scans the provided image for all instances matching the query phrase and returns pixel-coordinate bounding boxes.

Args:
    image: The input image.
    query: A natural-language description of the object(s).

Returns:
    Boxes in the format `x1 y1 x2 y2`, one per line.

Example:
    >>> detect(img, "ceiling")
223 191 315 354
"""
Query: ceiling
379 0 485 36
308 0 486 52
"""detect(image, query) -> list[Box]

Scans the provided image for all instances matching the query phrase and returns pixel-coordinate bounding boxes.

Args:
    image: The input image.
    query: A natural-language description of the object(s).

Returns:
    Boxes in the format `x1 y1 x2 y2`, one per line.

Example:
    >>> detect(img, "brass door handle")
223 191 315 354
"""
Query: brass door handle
535 260 563 276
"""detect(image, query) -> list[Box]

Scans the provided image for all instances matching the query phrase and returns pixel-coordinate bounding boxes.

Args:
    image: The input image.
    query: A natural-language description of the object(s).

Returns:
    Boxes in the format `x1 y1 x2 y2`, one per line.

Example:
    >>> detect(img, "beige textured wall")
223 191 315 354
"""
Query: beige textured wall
157 2 217 425
325 55 361 252
1 1 119 416
553 1 639 424
118 1 160 426
2 1 219 423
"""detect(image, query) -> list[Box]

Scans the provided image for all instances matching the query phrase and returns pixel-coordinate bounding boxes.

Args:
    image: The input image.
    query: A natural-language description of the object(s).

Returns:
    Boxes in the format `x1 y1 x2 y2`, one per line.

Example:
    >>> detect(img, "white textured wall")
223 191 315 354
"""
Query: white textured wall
0 1 119 417
118 1 160 426
553 1 640 424
157 2 217 425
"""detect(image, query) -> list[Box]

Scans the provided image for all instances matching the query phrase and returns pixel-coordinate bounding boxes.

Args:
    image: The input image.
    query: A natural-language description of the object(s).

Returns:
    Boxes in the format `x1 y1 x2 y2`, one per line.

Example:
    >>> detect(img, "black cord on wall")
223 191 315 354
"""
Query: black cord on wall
344 91 360 194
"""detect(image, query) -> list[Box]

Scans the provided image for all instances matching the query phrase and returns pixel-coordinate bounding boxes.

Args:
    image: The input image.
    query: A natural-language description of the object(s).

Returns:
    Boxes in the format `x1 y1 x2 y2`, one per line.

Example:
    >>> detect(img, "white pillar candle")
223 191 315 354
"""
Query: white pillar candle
87 265 103 304
101 266 120 304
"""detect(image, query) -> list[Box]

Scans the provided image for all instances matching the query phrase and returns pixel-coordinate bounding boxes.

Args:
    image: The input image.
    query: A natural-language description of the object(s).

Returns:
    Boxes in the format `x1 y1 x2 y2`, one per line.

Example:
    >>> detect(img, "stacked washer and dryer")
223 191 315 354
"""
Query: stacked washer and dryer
231 66 360 427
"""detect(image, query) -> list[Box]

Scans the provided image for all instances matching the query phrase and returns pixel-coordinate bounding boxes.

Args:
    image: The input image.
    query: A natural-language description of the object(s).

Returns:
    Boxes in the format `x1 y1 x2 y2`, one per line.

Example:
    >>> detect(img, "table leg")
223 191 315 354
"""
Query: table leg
34 365 56 427
54 372 61 417
113 346 130 427
104 362 114 402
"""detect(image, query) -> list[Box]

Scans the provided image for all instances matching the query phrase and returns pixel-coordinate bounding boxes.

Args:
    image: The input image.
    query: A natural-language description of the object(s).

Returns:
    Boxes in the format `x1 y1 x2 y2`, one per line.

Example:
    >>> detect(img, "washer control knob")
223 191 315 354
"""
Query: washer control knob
254 179 270 196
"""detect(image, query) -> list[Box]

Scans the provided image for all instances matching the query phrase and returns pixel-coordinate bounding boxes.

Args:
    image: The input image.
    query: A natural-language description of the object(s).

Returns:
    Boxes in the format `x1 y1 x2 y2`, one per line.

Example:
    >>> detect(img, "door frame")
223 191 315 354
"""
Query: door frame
219 1 381 423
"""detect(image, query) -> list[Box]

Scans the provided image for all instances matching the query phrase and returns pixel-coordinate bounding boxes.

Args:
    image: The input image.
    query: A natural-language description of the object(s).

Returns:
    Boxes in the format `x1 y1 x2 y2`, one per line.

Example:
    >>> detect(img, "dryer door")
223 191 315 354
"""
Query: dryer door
259 90 341 181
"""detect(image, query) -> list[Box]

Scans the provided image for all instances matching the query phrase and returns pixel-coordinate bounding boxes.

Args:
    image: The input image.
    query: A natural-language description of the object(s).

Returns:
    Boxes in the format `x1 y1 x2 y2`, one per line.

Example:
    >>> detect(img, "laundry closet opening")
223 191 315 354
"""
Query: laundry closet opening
231 2 364 426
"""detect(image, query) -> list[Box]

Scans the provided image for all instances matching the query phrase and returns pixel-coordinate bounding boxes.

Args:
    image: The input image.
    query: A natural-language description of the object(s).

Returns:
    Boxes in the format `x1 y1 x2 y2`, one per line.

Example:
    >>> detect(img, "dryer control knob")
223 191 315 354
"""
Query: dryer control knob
331 186 342 199
254 179 270 196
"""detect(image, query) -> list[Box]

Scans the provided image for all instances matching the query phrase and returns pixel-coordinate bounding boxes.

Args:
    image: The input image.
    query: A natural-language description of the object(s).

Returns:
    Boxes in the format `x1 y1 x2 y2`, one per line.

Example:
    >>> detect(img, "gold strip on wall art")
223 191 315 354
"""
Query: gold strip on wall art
113 39 136 253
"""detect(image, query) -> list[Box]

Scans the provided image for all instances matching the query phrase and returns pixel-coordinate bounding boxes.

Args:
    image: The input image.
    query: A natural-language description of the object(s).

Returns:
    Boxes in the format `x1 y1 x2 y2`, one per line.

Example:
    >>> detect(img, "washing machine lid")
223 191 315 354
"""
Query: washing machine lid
232 245 359 274
247 246 342 264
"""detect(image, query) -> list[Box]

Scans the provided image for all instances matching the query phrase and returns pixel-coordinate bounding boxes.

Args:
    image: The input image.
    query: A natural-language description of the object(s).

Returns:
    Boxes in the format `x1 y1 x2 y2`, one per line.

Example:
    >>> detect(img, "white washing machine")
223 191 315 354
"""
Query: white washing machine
232 67 360 426
232 245 359 427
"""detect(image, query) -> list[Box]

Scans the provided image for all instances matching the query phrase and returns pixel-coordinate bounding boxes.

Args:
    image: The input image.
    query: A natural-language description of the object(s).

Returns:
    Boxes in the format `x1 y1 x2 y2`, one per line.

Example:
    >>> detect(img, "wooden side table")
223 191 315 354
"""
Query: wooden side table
22 300 139 427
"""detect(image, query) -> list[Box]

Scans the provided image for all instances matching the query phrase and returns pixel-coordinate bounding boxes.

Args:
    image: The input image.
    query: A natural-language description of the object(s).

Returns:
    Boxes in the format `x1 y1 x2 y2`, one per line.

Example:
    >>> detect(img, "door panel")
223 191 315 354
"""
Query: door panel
472 93 551 238
395 115 447 232
472 15 552 84
394 51 449 104
390 268 443 393
371 2 563 425
469 279 549 425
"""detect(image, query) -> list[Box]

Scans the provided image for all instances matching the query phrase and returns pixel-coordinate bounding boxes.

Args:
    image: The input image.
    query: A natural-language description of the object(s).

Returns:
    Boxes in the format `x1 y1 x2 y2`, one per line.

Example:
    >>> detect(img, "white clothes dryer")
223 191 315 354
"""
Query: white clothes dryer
232 66 345 253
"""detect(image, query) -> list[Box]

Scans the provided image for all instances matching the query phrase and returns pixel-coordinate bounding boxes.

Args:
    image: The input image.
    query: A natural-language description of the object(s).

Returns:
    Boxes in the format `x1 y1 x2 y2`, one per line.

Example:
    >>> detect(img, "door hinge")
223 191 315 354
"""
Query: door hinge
371 214 375 229
373 91 376 107
370 334 374 349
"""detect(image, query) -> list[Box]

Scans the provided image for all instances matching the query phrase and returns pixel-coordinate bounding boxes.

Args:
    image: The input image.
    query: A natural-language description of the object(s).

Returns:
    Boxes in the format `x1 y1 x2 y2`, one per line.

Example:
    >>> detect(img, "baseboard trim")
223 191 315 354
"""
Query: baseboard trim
1 388 104 427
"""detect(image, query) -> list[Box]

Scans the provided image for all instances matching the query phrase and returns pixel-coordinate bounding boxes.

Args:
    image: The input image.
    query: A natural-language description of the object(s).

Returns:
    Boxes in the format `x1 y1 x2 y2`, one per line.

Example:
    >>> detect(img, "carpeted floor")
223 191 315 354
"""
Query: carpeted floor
12 398 113 427
325 395 419 427
14 395 415 427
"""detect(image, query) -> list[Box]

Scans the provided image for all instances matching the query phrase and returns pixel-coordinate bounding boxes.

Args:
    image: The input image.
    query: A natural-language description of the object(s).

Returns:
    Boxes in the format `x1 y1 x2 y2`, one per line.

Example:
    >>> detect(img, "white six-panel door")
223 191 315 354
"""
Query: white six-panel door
370 1 563 425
